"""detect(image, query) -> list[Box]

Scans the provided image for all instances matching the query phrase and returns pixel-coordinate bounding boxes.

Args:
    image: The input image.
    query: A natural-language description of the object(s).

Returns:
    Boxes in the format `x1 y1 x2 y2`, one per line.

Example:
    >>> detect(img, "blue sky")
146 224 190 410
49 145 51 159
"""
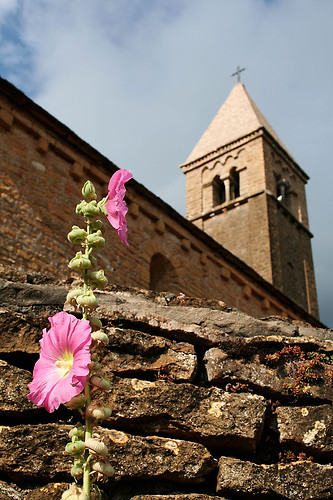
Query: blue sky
1 0 333 326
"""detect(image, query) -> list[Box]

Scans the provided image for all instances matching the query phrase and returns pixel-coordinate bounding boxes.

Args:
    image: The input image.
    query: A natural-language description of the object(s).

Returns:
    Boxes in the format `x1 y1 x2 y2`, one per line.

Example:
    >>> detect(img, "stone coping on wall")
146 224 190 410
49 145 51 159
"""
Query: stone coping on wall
0 268 332 499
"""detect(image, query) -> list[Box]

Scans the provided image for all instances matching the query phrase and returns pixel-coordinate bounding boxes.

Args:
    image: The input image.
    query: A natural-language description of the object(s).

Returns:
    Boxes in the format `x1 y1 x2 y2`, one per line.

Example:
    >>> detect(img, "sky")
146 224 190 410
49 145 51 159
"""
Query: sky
0 0 332 327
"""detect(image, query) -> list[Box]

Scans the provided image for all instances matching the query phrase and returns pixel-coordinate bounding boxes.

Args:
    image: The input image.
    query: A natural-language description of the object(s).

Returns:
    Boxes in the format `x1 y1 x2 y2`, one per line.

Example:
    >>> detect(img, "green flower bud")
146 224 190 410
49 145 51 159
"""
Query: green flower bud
86 404 112 420
66 288 85 306
88 360 101 371
89 269 108 289
89 220 105 233
65 440 85 456
91 329 109 344
84 200 100 218
86 230 105 248
71 459 84 478
85 437 109 457
76 290 98 309
82 180 97 200
68 252 91 272
69 424 85 440
67 226 87 244
89 316 103 330
90 375 112 391
61 485 89 500
92 460 115 477
89 254 97 268
76 200 88 216
76 200 99 218
97 196 108 216
66 393 86 410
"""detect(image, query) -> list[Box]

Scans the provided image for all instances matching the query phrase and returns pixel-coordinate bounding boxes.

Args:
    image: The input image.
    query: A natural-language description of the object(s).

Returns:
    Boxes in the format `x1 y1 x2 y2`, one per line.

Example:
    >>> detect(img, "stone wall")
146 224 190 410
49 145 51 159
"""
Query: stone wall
0 78 321 325
0 269 332 499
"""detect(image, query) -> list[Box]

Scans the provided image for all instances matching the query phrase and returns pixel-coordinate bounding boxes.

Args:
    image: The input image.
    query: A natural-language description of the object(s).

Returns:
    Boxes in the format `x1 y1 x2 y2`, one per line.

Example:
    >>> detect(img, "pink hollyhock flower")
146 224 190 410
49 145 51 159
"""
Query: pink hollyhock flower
105 169 132 246
28 311 91 413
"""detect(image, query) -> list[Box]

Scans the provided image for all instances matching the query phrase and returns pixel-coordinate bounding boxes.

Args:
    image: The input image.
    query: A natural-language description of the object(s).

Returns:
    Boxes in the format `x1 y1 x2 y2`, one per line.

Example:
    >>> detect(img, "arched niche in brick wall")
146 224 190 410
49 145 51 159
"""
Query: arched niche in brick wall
149 253 180 293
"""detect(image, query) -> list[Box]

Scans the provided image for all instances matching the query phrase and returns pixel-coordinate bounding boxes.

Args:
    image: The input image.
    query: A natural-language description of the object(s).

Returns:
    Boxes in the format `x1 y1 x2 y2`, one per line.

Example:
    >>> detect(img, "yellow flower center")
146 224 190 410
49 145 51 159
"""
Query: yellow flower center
55 351 74 378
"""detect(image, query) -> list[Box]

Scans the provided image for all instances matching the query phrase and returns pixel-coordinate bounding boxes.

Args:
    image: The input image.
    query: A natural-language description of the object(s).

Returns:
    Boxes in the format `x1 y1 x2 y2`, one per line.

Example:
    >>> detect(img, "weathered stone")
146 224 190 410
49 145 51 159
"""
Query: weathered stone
0 424 70 480
0 309 43 354
277 405 333 456
216 456 333 499
0 424 216 483
0 479 23 500
0 279 66 310
103 327 197 381
97 377 266 453
204 347 333 402
96 289 333 344
0 480 103 500
1 281 331 347
106 430 216 482
0 361 37 415
132 496 224 500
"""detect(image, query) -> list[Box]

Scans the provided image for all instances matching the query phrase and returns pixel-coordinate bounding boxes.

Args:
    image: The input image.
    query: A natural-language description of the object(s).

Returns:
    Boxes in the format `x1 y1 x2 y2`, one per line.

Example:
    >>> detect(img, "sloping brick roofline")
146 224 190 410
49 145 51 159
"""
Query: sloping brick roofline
0 77 323 327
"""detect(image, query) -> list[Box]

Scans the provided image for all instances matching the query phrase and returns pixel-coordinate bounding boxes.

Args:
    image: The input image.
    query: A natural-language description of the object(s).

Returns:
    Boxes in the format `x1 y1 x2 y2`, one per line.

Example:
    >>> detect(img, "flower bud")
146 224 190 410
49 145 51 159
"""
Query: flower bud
86 230 105 248
61 485 89 500
89 316 103 330
85 437 109 457
90 220 105 233
66 288 85 306
97 196 108 216
86 404 112 420
69 424 85 440
85 200 100 218
71 459 84 478
82 180 97 200
76 290 98 310
89 270 108 289
89 254 97 268
68 252 91 272
67 226 87 244
91 329 109 344
65 440 85 455
88 361 101 371
92 460 115 477
75 200 88 216
66 393 86 410
90 375 112 391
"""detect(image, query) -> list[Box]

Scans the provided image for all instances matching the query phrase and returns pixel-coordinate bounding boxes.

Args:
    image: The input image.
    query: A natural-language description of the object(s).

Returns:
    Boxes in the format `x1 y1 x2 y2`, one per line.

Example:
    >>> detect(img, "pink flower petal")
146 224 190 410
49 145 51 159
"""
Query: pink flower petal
105 169 132 246
28 312 91 413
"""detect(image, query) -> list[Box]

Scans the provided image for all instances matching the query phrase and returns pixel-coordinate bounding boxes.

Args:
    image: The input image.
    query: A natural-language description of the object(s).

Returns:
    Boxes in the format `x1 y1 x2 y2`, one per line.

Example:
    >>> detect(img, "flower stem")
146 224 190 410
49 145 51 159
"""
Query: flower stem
83 217 92 496
83 380 92 497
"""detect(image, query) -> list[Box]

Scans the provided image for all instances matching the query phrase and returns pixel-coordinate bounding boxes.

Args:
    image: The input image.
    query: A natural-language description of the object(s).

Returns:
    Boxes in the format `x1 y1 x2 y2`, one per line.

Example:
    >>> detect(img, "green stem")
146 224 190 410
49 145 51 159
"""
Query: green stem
82 219 91 321
83 380 92 497
83 217 92 496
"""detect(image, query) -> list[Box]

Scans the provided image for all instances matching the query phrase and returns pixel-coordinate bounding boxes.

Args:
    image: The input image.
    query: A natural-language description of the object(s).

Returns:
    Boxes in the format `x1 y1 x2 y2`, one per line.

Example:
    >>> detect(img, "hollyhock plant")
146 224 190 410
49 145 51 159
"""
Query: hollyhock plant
28 171 132 498
28 311 91 413
105 169 133 245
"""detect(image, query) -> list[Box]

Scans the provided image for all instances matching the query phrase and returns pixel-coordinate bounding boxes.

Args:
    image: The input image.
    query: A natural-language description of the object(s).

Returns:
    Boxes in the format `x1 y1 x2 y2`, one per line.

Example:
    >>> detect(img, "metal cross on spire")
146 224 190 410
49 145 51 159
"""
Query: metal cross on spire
231 65 246 83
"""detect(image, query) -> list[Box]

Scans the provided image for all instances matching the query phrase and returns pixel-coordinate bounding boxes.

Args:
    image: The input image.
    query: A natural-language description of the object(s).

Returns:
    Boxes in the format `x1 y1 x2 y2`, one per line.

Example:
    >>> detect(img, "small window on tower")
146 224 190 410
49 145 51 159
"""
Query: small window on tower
212 176 226 206
229 167 240 200
277 178 288 202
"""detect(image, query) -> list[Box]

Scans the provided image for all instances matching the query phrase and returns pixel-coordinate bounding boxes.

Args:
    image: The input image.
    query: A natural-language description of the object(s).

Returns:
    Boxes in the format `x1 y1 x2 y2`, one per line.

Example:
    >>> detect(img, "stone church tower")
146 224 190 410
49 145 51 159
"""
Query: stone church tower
181 83 318 317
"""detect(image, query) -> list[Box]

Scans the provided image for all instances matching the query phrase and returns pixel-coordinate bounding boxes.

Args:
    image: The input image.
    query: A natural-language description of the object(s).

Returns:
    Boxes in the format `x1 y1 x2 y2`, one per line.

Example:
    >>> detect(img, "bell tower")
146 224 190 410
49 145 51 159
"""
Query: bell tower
181 83 318 317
